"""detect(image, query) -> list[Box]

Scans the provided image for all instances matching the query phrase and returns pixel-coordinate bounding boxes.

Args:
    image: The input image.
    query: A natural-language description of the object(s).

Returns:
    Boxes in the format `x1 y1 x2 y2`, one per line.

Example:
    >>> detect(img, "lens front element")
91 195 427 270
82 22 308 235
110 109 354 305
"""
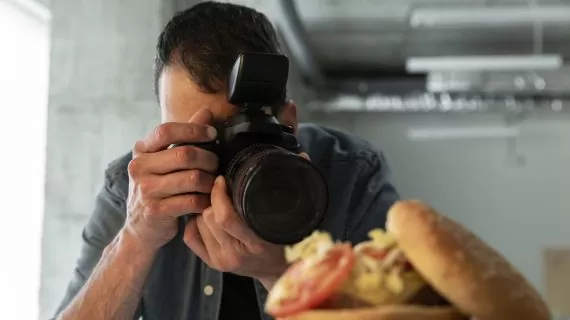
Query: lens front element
228 145 328 244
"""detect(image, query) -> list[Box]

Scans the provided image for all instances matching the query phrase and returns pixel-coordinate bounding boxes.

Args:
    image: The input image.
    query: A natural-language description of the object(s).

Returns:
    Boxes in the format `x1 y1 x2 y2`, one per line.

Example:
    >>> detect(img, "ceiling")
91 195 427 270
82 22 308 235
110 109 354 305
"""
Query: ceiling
225 0 570 73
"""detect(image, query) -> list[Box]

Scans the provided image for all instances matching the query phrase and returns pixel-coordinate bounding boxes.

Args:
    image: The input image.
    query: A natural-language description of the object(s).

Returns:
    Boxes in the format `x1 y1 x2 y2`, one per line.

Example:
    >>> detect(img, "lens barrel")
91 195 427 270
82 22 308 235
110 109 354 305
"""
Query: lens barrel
226 144 327 244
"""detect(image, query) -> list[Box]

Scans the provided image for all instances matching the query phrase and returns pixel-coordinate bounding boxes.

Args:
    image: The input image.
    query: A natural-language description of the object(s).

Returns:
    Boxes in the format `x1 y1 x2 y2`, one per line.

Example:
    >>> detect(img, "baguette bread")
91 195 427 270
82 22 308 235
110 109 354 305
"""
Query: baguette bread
384 200 550 320
279 305 465 320
268 200 550 320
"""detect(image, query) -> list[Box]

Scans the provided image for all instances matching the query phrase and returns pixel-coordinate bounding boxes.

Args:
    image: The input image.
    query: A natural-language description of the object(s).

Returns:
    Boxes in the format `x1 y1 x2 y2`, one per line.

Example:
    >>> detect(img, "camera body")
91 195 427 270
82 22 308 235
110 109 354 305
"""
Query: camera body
177 52 328 245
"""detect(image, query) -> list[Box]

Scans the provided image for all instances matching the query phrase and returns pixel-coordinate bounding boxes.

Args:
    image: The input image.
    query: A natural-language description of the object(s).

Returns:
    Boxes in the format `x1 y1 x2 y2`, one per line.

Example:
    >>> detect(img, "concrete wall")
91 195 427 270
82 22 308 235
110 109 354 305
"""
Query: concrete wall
311 110 570 295
39 0 164 318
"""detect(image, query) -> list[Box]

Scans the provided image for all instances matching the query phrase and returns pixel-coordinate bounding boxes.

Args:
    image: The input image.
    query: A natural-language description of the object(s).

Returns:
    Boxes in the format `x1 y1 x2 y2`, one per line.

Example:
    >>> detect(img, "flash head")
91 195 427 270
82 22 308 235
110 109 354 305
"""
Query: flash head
228 52 289 108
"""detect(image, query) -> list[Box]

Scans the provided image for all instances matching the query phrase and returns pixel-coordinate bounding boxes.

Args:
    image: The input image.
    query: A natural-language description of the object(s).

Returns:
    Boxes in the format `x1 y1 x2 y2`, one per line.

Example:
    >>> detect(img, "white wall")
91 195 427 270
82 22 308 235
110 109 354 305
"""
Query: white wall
312 111 570 294
0 1 50 319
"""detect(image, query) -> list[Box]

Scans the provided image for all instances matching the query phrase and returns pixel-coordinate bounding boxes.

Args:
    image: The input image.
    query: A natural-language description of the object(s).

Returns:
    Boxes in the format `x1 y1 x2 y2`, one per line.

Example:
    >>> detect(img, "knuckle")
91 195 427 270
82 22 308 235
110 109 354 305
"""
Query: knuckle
214 209 232 229
203 207 215 223
137 179 154 197
133 140 146 154
184 195 201 213
186 125 198 138
127 159 142 177
154 123 172 142
186 194 199 210
186 194 205 213
175 146 196 165
187 170 201 188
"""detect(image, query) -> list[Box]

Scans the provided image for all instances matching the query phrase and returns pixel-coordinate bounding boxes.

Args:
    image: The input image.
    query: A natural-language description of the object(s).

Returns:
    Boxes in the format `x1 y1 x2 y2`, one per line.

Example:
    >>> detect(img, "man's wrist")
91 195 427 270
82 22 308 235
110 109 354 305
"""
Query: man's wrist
108 228 160 261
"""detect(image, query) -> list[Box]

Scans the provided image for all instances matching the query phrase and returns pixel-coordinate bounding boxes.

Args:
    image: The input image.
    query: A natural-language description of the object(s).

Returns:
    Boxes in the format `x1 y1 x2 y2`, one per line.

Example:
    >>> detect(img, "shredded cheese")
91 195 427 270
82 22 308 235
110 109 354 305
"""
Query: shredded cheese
284 230 334 263
269 228 426 311
382 248 403 269
368 229 397 248
340 228 425 304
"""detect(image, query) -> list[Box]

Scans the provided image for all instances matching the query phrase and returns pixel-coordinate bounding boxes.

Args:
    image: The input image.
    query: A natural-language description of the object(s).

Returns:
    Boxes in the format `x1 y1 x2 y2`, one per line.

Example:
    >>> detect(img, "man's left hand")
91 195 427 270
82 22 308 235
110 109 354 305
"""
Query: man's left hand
183 175 287 290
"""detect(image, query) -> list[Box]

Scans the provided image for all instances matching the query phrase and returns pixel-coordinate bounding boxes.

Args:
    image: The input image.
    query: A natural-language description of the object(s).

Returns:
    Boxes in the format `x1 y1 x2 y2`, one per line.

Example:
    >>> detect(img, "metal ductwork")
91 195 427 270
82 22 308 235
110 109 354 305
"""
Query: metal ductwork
306 93 569 114
426 67 570 96
224 0 570 114
275 0 326 90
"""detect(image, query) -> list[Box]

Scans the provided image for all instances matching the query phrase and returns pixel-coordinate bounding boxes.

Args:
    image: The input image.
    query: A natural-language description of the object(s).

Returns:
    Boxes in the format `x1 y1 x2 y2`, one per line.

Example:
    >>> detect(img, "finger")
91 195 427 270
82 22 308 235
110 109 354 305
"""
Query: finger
183 217 210 263
196 213 221 253
203 207 235 250
135 145 218 175
156 193 210 216
210 175 259 245
152 170 215 198
136 121 217 153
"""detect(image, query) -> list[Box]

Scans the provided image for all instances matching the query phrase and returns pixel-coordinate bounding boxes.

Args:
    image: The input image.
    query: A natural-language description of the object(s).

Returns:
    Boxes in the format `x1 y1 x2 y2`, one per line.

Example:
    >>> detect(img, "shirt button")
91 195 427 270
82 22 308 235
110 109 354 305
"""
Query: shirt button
203 285 214 296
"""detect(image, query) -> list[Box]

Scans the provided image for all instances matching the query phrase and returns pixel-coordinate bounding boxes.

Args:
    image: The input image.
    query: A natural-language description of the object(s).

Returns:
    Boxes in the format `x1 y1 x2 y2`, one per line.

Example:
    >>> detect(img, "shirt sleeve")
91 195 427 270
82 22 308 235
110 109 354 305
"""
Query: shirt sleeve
346 150 401 244
50 170 144 319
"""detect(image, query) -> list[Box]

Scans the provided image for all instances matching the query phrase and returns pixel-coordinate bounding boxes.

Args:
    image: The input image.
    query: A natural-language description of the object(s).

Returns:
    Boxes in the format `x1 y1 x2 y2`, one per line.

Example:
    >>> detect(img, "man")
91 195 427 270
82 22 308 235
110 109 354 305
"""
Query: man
53 2 399 320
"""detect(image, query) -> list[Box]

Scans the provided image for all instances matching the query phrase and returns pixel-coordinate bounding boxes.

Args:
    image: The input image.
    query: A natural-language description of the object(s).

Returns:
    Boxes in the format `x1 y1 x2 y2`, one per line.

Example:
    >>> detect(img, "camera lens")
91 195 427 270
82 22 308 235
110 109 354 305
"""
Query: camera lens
227 144 328 244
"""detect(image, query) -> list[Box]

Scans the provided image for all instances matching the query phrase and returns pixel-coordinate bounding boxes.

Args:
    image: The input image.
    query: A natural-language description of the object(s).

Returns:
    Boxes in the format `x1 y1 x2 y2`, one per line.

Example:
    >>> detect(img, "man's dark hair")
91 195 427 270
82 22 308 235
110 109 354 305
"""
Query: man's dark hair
154 1 284 101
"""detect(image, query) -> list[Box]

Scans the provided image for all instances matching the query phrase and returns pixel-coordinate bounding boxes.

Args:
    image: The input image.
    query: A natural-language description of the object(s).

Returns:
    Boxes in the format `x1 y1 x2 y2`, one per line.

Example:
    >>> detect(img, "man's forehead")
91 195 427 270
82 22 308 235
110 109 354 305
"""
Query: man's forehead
159 64 237 122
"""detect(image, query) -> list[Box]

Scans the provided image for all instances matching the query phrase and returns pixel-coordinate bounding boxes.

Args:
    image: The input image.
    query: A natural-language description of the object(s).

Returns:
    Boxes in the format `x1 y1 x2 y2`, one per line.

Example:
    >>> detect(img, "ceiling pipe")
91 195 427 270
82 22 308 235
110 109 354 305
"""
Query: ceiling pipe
406 55 563 73
306 94 569 113
410 6 570 28
275 0 326 89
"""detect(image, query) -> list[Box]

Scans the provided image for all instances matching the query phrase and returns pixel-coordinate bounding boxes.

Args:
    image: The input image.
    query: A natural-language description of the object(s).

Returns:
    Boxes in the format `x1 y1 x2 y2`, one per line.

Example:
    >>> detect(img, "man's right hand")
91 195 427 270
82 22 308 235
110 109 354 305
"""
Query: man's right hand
124 108 219 250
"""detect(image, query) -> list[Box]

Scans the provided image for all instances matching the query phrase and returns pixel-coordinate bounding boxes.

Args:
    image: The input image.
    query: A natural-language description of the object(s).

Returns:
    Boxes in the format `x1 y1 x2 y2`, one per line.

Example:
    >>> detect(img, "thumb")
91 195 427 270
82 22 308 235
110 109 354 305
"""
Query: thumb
189 108 215 125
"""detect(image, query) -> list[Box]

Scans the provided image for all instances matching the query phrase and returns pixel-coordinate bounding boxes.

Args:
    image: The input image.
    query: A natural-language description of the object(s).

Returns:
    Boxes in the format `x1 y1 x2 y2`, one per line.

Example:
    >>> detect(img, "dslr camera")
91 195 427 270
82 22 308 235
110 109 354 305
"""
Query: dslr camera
177 52 328 245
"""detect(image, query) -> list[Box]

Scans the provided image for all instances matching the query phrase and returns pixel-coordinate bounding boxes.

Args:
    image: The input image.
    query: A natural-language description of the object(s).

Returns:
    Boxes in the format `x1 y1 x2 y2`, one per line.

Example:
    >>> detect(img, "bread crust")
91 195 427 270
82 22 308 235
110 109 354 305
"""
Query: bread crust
278 305 466 320
386 200 551 320
271 200 550 320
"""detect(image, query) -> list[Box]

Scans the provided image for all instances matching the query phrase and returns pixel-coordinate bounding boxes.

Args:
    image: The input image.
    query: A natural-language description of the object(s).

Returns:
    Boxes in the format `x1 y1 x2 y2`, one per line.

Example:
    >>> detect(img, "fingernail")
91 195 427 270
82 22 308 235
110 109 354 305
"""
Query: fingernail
215 175 225 186
207 126 217 140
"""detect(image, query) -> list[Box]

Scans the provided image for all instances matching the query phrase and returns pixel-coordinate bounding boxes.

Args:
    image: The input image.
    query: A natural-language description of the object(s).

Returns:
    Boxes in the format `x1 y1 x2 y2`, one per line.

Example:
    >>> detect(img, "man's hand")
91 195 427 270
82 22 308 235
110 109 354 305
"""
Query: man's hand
58 109 220 320
183 174 290 289
124 108 219 250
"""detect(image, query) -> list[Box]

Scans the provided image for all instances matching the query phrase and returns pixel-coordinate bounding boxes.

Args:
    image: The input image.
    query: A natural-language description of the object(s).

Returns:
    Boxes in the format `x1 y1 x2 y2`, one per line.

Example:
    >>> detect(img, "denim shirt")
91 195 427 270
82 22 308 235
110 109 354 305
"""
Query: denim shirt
52 123 400 320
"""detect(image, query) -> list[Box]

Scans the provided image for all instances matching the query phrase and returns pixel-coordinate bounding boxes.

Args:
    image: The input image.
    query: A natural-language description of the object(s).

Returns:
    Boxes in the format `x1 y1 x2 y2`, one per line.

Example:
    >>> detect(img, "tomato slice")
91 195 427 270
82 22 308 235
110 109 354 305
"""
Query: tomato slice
358 246 390 261
359 246 413 271
265 243 355 318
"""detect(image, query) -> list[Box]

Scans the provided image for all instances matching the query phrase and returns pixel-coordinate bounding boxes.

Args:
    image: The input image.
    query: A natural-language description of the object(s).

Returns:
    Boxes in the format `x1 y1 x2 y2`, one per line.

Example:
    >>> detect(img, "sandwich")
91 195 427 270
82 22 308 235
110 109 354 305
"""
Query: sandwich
264 200 551 320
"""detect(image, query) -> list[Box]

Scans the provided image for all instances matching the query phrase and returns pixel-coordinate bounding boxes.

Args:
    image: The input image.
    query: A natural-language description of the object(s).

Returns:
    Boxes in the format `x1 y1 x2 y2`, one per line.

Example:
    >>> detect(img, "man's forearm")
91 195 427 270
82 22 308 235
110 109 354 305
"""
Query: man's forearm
59 229 157 320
